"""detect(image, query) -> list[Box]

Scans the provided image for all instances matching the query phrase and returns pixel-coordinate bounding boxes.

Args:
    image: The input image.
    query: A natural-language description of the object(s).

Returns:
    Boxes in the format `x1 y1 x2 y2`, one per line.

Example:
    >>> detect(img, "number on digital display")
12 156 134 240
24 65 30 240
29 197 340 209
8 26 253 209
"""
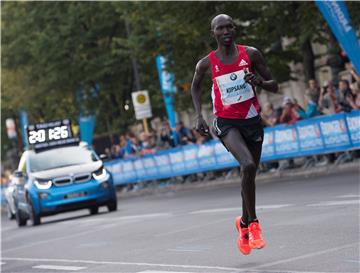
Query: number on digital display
60 126 69 138
28 131 37 144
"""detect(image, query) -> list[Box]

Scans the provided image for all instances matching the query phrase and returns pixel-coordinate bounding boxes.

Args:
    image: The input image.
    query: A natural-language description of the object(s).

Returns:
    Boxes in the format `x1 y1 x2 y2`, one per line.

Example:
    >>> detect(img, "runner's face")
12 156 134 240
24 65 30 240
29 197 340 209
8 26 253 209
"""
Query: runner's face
212 18 236 46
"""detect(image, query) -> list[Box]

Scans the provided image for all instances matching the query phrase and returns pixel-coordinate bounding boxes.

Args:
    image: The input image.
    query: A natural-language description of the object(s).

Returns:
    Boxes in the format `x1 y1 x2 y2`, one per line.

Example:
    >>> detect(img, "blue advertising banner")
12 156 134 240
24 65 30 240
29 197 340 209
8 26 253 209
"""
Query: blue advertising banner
274 125 299 157
154 150 172 179
318 113 351 151
156 55 178 145
133 158 146 181
197 140 217 172
105 111 360 186
169 147 186 175
121 159 137 184
261 129 276 161
79 115 96 145
141 155 159 180
19 110 29 150
213 140 237 169
345 111 360 147
316 0 360 74
183 144 200 173
296 119 324 154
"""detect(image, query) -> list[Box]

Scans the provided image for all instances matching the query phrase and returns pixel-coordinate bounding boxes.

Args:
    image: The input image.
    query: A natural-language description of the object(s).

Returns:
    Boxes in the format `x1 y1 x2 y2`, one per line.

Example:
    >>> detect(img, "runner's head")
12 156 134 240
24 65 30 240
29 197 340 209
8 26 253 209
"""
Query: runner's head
211 14 236 46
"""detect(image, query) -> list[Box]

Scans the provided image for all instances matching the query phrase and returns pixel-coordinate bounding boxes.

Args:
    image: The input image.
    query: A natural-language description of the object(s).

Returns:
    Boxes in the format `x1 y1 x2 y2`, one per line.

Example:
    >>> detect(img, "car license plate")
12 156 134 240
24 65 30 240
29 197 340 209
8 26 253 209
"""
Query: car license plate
65 191 86 199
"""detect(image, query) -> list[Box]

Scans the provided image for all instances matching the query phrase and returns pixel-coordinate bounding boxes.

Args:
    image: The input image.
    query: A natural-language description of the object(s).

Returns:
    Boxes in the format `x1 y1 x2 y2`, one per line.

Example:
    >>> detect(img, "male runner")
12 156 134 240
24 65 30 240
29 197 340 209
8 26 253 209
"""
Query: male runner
191 14 278 255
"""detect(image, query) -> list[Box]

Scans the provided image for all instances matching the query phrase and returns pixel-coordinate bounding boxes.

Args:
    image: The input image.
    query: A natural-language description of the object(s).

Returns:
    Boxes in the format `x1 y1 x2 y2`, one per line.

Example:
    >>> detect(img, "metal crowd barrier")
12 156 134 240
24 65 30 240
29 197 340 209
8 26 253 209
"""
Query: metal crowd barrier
105 111 360 185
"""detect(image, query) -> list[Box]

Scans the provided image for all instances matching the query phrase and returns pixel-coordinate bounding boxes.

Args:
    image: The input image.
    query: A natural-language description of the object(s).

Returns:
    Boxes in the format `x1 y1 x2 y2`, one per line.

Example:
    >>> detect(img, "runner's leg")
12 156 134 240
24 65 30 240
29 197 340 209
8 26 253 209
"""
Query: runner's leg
221 128 258 222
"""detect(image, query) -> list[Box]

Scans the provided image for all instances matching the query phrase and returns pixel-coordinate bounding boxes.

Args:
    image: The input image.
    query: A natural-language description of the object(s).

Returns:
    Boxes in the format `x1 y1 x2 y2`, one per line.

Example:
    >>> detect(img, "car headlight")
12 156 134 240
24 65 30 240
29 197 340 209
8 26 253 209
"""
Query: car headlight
34 179 52 190
92 167 109 183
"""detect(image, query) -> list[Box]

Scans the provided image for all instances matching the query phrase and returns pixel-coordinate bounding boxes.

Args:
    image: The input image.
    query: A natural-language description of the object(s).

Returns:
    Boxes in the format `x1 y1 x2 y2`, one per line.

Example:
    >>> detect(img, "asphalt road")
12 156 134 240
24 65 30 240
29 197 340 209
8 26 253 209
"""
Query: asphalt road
1 171 359 273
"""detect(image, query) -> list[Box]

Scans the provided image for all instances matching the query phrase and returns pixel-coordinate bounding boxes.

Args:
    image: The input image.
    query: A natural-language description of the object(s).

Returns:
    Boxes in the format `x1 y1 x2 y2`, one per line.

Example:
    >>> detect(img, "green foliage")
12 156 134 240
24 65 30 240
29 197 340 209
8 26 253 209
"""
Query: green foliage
2 0 355 158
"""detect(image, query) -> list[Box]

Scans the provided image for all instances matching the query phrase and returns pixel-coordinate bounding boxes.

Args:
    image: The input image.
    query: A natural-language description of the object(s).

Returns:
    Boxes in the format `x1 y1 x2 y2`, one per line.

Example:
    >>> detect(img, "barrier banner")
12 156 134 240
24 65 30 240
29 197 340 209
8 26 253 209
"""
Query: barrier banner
296 119 324 154
183 144 200 173
345 111 360 147
169 147 186 176
105 111 359 186
121 159 137 184
197 140 217 172
213 141 237 169
141 155 159 180
154 151 172 179
274 125 299 157
107 160 123 184
261 129 276 161
318 113 351 151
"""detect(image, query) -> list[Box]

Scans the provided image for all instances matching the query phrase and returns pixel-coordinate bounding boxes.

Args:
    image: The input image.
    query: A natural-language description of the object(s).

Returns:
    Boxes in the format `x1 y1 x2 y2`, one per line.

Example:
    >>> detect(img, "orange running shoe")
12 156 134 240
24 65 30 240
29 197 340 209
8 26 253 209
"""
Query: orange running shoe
235 217 251 255
248 221 266 249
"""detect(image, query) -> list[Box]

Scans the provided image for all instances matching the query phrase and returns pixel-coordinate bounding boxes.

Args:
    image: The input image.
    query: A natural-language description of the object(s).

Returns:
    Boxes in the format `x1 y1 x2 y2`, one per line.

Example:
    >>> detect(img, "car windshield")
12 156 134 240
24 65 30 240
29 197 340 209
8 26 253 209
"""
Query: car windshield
29 146 99 172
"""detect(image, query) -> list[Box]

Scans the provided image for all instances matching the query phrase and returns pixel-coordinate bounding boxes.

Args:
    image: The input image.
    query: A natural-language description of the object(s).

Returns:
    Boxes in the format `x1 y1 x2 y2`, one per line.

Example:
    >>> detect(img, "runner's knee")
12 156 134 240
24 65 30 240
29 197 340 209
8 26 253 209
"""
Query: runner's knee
241 162 256 177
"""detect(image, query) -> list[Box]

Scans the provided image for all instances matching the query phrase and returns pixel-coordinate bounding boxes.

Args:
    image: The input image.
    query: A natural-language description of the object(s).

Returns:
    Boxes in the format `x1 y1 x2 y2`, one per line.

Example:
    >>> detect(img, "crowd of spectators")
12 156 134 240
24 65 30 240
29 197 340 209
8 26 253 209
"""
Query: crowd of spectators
103 62 360 166
104 120 215 160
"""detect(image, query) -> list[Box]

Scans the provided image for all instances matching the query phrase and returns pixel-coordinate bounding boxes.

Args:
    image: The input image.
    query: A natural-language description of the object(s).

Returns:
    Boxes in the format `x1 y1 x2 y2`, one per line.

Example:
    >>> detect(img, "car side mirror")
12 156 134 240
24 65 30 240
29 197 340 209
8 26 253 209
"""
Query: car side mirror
13 170 23 178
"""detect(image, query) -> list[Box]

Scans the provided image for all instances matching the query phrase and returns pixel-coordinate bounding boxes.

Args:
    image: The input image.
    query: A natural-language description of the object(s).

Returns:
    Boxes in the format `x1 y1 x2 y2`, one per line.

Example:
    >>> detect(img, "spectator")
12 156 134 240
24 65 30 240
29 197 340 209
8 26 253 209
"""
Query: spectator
297 94 321 119
345 62 360 83
318 81 341 115
305 79 320 106
176 121 195 145
355 87 360 109
104 147 113 160
261 102 279 127
337 79 358 112
279 96 301 125
159 121 177 148
139 131 156 155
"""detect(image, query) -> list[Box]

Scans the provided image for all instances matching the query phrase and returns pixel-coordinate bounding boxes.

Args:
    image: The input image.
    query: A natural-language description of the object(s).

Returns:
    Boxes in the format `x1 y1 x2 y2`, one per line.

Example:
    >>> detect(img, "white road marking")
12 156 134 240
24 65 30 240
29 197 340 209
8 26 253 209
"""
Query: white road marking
32 265 86 271
0 262 6 265
137 271 194 273
247 242 358 270
189 204 293 214
2 257 356 273
307 200 360 207
336 194 360 198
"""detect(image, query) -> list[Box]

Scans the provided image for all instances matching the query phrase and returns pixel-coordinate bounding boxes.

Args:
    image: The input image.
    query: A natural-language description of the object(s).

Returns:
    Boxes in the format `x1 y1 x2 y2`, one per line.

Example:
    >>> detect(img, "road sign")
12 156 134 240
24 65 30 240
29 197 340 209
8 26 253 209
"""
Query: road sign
132 90 152 120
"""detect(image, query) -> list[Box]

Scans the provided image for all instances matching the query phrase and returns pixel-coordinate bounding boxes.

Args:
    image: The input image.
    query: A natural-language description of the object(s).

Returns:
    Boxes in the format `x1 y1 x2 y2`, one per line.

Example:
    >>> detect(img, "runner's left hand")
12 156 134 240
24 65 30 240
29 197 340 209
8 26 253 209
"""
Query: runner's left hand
244 72 263 86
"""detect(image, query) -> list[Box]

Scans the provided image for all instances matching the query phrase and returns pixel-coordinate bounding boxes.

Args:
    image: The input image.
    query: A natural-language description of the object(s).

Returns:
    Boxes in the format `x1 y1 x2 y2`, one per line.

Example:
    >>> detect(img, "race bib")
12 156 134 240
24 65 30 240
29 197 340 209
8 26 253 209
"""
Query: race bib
215 70 254 105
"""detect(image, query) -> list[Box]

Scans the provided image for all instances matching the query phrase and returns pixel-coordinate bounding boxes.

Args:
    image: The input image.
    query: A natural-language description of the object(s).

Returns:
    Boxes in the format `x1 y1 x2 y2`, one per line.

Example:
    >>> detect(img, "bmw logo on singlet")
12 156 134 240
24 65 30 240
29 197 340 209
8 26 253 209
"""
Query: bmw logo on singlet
230 73 237 81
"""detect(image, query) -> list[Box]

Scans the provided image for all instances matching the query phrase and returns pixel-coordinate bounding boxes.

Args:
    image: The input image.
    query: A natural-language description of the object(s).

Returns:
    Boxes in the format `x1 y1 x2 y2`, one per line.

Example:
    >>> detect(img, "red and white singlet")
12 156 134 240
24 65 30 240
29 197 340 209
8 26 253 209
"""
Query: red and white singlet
209 44 260 119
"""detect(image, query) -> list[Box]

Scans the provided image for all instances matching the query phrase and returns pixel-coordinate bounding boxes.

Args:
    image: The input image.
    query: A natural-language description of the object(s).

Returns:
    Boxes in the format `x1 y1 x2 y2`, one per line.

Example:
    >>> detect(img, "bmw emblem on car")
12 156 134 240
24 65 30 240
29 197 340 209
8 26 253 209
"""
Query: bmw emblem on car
230 73 237 81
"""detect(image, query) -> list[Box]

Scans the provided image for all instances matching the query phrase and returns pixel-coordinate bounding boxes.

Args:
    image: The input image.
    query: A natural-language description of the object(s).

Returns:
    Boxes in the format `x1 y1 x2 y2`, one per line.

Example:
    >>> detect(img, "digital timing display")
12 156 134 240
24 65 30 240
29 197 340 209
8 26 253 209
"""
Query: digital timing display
27 119 79 152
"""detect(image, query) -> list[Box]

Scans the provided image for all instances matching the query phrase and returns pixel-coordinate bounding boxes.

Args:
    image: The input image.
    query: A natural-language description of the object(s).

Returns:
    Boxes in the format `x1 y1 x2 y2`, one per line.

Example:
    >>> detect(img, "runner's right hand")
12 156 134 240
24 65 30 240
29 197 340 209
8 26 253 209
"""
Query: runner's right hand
195 116 210 136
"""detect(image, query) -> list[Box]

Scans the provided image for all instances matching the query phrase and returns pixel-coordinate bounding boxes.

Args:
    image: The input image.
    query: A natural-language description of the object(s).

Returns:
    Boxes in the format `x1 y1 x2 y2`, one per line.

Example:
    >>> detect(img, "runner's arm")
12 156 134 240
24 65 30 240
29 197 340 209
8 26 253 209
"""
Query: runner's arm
191 57 210 117
191 57 210 135
247 47 278 93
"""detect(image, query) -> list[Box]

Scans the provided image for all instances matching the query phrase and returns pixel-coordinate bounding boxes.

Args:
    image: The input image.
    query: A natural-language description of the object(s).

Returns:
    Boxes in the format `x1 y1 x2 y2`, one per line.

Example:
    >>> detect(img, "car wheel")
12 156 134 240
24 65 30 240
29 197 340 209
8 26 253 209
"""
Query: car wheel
107 199 117 212
15 208 28 227
6 202 15 220
89 206 99 215
28 198 41 226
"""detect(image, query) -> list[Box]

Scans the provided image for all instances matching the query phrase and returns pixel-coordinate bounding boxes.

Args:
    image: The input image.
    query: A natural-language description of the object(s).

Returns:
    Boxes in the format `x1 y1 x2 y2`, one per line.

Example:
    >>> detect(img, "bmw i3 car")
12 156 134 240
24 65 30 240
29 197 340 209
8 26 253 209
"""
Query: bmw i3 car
12 120 117 227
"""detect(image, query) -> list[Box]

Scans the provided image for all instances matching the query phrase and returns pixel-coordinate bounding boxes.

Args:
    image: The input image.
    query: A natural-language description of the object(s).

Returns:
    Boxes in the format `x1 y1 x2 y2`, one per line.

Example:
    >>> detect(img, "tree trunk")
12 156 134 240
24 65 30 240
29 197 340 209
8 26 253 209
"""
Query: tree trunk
301 37 315 82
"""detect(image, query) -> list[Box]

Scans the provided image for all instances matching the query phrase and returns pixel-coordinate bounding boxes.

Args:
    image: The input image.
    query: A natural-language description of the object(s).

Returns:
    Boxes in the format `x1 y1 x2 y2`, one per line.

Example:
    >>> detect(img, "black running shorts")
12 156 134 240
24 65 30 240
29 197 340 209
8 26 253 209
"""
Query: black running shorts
213 115 264 145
